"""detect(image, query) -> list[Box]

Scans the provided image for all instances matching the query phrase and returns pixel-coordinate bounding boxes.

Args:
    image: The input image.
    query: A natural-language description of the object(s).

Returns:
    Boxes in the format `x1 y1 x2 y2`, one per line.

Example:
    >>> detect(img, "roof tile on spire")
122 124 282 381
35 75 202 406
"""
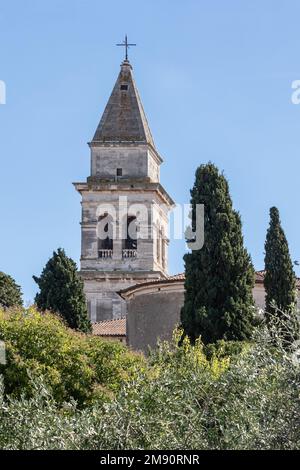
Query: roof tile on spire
92 60 155 147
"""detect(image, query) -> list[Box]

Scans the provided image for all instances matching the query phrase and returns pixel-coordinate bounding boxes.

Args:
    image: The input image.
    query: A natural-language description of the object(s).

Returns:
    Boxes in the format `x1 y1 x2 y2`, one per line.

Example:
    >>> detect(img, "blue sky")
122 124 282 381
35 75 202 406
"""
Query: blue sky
1 0 300 303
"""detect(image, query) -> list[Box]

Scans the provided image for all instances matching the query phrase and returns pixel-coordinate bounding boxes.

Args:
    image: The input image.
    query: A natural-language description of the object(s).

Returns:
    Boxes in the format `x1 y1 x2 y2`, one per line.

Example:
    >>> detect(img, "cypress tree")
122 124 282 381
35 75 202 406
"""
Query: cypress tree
0 272 23 308
33 248 92 333
181 163 255 344
264 207 298 338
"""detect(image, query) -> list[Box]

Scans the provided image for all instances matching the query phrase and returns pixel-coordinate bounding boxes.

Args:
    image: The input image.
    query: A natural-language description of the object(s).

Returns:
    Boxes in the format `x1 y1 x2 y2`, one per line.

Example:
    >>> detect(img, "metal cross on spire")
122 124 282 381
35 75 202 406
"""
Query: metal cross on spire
116 35 136 61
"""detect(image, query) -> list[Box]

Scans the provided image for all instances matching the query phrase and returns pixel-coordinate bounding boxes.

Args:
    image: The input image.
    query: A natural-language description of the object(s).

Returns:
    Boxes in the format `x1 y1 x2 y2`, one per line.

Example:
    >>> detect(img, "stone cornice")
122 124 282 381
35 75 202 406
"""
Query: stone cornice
73 181 175 207
79 270 166 282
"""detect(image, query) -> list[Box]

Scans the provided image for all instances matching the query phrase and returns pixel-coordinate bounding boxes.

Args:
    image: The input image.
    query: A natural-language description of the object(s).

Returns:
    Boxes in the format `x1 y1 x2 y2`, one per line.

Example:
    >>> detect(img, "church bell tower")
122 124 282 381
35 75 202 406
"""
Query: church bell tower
74 48 174 322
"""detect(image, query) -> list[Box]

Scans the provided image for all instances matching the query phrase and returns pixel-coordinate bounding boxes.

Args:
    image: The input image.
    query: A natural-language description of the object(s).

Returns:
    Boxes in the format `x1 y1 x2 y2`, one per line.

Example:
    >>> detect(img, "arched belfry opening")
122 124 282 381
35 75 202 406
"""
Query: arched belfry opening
97 213 114 258
122 215 138 258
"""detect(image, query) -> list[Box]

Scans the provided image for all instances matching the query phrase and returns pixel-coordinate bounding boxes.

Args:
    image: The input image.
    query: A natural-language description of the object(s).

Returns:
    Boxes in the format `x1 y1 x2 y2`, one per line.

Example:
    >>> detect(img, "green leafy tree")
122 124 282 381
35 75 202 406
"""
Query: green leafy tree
0 272 22 308
0 307 144 405
181 163 255 344
33 248 92 333
264 207 298 338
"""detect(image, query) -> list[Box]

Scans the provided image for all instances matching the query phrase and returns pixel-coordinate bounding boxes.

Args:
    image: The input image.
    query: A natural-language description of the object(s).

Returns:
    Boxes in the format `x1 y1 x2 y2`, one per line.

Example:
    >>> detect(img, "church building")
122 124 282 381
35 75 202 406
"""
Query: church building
74 54 174 323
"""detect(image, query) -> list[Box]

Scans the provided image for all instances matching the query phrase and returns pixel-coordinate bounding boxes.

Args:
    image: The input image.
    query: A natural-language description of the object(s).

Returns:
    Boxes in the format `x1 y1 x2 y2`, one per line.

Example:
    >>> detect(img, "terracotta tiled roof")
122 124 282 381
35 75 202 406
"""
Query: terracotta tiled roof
93 318 126 337
166 273 185 281
166 271 300 286
119 273 185 297
119 271 300 298
255 270 300 288
255 270 266 282
137 273 185 284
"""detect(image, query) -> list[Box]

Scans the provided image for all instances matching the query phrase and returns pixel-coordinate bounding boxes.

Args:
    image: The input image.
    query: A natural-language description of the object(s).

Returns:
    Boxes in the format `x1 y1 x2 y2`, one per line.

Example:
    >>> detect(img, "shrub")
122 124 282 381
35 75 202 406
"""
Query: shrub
204 339 249 361
1 325 300 450
0 307 144 405
1 314 300 450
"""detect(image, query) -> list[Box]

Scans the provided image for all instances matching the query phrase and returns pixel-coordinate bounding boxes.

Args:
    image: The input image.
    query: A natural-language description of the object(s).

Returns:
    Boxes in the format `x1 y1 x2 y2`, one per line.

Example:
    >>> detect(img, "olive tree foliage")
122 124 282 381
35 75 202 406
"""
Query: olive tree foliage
1 321 300 450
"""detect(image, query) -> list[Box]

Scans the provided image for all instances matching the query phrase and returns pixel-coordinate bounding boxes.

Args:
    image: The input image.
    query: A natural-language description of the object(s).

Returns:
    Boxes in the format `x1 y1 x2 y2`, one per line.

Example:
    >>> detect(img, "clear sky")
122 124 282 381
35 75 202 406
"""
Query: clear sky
1 0 300 303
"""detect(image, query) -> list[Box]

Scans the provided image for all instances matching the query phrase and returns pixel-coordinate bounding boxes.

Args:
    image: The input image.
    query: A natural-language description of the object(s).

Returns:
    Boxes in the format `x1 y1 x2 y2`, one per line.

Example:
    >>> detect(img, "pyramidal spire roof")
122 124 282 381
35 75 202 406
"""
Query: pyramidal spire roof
92 60 155 147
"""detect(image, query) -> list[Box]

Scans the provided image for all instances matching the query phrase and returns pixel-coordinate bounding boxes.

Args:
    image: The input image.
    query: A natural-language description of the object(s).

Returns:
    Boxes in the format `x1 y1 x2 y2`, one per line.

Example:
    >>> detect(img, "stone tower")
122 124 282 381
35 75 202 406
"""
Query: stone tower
74 58 174 323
